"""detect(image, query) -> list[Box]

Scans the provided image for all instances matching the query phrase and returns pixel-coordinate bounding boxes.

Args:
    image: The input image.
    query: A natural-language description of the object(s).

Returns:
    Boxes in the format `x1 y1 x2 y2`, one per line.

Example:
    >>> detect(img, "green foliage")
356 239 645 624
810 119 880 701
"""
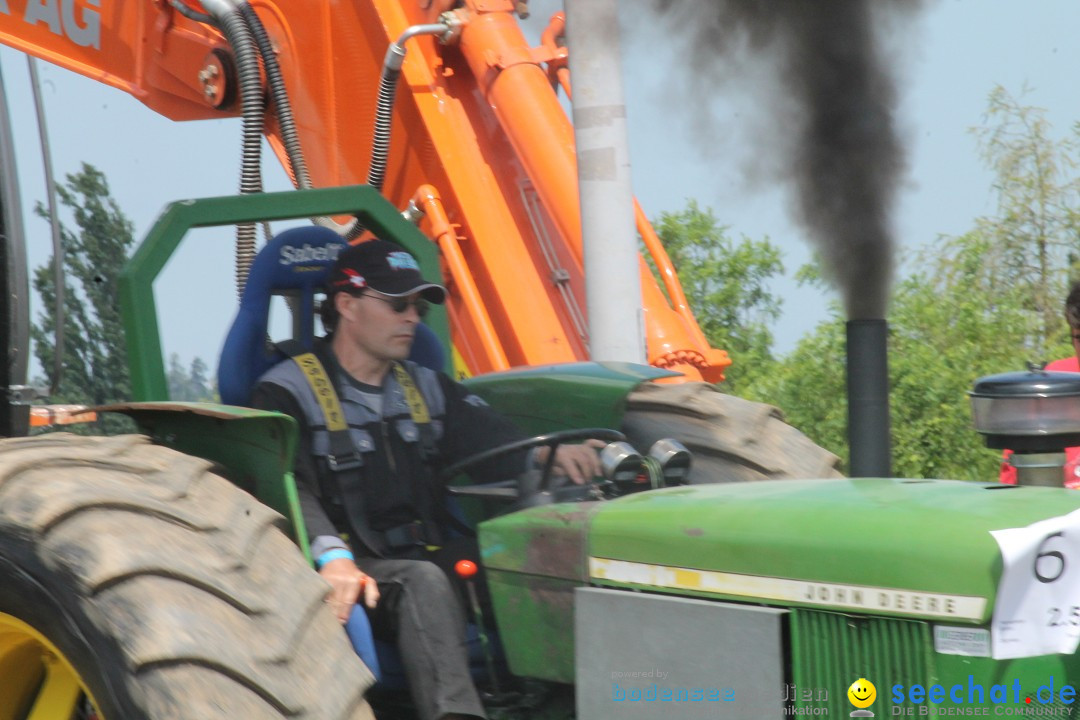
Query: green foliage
651 199 784 389
887 233 1066 480
32 164 136 434
168 354 215 401
741 303 848 463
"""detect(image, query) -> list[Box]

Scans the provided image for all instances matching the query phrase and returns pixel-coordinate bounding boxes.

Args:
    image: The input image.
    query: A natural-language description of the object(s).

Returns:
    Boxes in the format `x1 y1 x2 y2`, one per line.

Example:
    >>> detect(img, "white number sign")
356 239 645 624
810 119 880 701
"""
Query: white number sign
991 508 1080 659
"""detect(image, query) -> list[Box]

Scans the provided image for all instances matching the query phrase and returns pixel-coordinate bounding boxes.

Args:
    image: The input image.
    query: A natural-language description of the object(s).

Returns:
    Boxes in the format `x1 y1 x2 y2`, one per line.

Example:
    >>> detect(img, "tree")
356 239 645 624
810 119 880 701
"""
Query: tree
168 353 215 401
652 200 785 390
32 163 135 432
190 356 211 399
972 85 1080 355
745 87 1080 479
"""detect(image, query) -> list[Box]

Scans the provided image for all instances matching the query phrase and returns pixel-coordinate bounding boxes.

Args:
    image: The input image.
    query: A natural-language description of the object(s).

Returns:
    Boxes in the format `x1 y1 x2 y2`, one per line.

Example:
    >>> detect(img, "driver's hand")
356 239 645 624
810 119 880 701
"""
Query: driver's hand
320 558 380 623
536 439 606 484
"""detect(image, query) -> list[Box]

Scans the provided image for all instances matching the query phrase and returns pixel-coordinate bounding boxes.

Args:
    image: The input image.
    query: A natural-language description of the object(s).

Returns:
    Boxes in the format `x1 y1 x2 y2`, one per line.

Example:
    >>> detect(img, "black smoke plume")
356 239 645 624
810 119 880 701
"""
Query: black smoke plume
647 0 919 319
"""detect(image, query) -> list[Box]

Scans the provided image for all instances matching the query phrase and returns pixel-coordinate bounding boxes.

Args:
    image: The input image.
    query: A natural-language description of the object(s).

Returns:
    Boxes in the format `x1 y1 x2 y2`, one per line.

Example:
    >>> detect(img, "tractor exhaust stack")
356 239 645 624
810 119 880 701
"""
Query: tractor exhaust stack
846 319 891 477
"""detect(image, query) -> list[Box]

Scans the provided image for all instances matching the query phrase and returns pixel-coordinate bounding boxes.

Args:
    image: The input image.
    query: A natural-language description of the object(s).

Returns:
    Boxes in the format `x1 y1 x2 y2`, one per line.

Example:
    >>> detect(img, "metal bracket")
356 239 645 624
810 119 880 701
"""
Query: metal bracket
6 385 37 405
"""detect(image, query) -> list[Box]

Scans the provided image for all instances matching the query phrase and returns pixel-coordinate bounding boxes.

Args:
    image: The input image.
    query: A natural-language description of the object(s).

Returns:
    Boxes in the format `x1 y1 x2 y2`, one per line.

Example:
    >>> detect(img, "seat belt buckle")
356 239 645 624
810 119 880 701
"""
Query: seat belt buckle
326 453 363 472
384 520 430 549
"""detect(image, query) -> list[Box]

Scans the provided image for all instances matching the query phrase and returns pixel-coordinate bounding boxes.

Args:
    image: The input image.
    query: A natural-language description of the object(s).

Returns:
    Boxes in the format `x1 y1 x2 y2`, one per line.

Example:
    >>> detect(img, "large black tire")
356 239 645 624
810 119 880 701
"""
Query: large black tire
0 433 375 720
622 382 843 484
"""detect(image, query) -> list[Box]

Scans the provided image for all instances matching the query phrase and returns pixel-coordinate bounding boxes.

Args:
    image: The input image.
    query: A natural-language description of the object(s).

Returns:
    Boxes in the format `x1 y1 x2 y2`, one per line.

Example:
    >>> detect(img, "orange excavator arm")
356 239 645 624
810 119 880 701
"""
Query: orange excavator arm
0 2 232 120
0 0 730 381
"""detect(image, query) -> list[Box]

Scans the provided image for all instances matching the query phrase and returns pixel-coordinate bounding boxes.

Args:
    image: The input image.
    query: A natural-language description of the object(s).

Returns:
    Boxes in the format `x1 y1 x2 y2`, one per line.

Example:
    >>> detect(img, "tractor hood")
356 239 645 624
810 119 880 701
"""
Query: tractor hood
582 478 1080 624
478 477 1080 684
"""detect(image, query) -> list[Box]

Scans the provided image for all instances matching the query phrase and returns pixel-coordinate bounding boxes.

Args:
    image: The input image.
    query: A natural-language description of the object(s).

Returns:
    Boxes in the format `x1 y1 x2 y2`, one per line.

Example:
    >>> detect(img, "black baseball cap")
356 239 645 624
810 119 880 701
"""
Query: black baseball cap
327 239 446 303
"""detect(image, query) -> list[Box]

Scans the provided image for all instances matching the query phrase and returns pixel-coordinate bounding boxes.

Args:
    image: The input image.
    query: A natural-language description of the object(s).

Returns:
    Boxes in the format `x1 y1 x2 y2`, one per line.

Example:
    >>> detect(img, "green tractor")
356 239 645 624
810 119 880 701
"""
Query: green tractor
4 186 1080 720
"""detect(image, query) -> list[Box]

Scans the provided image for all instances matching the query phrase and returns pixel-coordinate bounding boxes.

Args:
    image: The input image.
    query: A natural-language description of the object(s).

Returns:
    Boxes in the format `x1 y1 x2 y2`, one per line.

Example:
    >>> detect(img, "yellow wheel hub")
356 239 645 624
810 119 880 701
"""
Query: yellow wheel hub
0 612 102 720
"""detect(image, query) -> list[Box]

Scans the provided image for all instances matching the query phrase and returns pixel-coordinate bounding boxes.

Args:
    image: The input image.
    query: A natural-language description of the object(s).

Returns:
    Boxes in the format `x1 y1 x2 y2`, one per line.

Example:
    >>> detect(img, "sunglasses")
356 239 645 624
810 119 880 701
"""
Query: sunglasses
360 292 430 318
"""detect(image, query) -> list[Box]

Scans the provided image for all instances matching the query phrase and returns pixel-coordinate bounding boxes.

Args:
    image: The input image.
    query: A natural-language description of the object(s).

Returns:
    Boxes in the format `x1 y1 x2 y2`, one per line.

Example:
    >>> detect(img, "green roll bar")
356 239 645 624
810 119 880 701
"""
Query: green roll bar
117 185 447 401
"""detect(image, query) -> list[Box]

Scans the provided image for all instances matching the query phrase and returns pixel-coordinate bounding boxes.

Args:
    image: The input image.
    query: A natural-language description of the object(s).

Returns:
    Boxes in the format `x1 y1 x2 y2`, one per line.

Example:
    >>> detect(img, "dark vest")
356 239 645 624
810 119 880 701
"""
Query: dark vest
259 345 449 557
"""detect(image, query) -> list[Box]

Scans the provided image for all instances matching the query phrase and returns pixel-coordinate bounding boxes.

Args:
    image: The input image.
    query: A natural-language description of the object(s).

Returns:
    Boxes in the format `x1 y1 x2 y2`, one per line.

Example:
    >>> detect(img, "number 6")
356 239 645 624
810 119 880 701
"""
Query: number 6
1035 532 1067 584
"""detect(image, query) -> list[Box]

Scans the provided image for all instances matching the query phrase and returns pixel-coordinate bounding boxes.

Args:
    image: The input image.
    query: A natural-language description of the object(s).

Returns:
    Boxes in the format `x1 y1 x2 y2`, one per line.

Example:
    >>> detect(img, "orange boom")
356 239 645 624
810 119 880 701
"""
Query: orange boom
0 0 728 380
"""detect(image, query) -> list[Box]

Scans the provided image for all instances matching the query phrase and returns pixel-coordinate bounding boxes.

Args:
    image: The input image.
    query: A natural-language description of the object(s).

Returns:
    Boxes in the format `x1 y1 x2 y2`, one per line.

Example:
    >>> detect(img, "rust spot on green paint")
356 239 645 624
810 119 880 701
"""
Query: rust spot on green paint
530 502 595 526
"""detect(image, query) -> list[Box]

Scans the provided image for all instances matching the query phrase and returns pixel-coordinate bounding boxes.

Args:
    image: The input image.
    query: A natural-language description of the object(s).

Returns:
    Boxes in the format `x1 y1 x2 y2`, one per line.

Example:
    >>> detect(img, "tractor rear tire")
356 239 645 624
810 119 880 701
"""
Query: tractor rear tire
0 433 375 720
622 382 843 483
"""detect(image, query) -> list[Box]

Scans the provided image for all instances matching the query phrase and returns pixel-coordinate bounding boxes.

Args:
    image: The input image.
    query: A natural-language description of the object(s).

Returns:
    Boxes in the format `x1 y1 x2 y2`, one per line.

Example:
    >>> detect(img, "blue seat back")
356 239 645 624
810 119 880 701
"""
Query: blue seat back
218 226 446 406
218 226 348 406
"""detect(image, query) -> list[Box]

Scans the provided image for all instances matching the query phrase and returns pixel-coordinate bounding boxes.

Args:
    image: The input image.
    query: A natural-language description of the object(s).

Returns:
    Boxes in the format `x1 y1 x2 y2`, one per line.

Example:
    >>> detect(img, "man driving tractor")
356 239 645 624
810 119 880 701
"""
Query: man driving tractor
253 239 602 720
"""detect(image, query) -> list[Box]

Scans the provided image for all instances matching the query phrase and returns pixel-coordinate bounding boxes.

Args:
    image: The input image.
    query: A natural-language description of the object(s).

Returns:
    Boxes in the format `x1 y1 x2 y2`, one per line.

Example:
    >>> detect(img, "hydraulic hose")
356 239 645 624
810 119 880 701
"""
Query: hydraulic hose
168 0 214 25
237 3 310 191
236 2 364 237
369 23 447 191
200 0 263 297
347 22 449 241
365 48 403 194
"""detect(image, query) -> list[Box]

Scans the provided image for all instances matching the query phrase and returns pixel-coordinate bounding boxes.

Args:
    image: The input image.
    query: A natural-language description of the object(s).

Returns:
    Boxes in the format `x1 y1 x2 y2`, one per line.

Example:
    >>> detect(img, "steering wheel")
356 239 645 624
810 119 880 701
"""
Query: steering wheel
442 427 626 500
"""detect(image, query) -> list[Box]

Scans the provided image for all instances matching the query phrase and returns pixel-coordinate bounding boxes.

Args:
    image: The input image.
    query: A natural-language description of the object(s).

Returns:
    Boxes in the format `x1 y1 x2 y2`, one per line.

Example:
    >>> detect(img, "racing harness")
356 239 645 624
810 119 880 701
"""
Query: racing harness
281 341 444 553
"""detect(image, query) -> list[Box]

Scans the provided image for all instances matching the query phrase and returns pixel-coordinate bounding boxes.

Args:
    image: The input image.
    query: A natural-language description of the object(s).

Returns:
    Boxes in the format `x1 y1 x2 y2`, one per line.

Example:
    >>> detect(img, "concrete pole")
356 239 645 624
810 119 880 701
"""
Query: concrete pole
565 0 645 364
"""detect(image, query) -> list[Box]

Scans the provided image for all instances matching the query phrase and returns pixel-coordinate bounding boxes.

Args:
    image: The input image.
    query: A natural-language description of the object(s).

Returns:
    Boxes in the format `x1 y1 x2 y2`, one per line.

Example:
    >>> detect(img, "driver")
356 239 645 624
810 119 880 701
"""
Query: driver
251 239 601 720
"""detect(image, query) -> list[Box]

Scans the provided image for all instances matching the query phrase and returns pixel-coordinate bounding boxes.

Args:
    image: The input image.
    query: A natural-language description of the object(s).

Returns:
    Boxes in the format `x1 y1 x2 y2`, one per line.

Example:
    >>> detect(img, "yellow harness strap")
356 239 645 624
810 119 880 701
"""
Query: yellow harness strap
393 362 431 424
293 352 347 432
392 362 440 551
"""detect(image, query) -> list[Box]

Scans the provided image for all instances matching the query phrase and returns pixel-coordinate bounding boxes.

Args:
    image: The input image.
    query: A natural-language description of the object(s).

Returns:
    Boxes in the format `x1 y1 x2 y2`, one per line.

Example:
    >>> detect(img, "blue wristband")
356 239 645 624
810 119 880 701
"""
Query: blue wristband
316 548 355 568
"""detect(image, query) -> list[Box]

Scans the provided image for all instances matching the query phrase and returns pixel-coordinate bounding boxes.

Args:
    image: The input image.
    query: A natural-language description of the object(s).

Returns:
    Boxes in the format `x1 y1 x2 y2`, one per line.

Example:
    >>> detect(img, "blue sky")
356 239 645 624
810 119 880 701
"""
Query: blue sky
2 0 1080 385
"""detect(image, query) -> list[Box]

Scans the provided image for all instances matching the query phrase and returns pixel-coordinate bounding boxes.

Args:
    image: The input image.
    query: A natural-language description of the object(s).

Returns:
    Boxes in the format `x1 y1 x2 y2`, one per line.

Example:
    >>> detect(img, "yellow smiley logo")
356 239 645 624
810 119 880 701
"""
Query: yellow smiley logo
848 678 877 709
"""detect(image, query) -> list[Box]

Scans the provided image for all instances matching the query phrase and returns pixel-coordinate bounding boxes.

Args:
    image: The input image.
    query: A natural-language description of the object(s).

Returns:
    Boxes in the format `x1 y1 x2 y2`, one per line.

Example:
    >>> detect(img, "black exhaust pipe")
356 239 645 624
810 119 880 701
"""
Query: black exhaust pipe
846 319 891 477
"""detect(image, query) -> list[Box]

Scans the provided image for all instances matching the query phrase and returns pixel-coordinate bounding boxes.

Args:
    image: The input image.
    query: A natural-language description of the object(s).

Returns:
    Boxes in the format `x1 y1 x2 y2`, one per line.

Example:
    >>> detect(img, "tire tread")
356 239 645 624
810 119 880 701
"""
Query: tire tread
0 433 374 720
623 383 843 482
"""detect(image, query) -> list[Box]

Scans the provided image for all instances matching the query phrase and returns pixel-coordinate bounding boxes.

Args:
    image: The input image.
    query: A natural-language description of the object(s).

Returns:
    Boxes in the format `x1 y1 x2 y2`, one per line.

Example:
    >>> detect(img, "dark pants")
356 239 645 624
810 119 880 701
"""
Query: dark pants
357 550 487 720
